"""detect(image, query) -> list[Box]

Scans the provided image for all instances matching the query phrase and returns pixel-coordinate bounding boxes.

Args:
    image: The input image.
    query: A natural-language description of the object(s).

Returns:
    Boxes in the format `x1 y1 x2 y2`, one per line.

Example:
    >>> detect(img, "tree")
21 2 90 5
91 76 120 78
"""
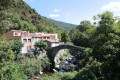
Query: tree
89 11 120 79
0 20 13 35
71 11 120 80
0 37 26 80
76 20 94 32
11 40 23 60
11 40 23 54
0 62 27 80
61 31 70 43
72 23 96 47
0 0 13 8
72 31 90 47
34 40 48 55
69 28 77 40
91 11 115 61
0 36 14 63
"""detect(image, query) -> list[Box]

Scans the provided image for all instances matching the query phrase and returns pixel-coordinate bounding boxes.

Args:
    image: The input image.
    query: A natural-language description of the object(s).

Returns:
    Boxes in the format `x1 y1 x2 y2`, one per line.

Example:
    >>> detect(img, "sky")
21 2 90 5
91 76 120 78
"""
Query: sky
24 0 120 25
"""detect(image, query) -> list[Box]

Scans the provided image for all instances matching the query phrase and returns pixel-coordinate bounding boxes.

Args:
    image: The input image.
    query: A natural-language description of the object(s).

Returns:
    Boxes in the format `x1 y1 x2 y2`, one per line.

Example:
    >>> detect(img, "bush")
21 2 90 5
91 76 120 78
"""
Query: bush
40 72 77 80
24 53 36 58
0 62 27 80
74 61 103 80
17 54 25 60
19 56 50 78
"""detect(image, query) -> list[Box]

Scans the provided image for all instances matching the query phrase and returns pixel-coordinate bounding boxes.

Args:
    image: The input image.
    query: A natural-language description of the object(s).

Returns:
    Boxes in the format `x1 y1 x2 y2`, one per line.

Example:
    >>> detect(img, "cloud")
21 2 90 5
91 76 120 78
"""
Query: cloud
49 14 60 17
102 2 120 12
54 9 61 12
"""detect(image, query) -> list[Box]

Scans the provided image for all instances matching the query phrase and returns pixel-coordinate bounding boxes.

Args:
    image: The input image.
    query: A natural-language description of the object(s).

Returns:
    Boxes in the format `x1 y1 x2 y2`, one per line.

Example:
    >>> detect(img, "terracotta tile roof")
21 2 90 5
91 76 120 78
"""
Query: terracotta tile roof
43 39 58 42
11 30 28 32
29 33 42 37
29 33 57 37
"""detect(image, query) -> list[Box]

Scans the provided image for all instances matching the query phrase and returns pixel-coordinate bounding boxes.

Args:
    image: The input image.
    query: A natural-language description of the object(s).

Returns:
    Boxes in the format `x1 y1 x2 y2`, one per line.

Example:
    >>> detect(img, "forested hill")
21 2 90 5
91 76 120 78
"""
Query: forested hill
0 0 62 34
50 19 76 30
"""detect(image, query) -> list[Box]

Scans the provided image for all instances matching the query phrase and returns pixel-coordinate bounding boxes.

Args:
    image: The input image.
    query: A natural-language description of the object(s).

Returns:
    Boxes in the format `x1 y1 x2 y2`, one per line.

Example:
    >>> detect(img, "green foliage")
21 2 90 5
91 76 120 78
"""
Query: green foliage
61 31 70 43
71 20 95 47
0 36 14 63
16 54 25 60
76 11 120 80
19 56 50 78
74 61 103 80
47 11 120 80
11 40 23 54
50 19 76 30
0 37 27 80
59 50 70 61
11 40 23 60
0 0 13 8
89 11 120 80
91 11 117 61
0 20 12 35
59 56 64 61
77 20 94 32
72 28 95 47
69 28 77 40
34 40 48 51
0 62 27 80
0 0 63 39
40 72 77 80
1 1 120 79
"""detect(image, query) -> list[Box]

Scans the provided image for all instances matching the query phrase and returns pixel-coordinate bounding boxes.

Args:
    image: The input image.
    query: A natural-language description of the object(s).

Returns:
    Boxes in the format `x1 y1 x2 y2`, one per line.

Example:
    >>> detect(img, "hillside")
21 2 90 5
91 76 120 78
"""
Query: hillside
50 19 76 30
0 0 62 34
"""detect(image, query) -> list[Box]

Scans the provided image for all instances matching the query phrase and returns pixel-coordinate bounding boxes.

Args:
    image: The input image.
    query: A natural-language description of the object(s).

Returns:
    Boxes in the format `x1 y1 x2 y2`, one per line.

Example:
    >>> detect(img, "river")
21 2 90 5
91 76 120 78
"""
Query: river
54 54 78 72
33 54 78 80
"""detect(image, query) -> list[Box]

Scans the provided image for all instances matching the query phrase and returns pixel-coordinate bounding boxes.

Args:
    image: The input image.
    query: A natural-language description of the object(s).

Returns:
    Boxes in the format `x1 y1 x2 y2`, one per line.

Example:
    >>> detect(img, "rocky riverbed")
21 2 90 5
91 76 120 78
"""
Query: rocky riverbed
54 54 78 72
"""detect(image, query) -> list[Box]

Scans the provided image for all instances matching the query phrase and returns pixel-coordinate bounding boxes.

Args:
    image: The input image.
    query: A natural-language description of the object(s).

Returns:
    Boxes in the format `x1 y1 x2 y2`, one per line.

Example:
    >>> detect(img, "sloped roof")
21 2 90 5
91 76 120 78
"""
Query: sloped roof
29 33 42 37
29 33 57 37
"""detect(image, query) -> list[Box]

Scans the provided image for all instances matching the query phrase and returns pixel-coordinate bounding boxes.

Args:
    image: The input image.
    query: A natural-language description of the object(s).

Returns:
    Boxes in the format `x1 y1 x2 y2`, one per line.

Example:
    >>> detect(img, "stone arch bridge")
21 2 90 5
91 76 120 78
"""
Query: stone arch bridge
48 44 86 60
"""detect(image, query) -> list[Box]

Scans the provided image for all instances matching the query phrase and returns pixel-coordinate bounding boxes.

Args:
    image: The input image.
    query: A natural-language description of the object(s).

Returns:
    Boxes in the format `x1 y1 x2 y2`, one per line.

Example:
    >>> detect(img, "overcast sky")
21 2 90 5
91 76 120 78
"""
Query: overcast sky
24 0 120 25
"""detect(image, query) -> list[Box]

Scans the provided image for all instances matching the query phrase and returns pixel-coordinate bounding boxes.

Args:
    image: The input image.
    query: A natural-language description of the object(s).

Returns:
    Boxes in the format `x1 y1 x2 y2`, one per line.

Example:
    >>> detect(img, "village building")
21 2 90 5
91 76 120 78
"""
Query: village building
5 30 59 53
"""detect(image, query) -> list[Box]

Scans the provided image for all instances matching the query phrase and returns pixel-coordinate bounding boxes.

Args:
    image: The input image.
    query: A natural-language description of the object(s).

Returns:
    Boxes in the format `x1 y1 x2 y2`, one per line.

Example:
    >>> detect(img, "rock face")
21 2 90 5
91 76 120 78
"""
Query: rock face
54 49 67 64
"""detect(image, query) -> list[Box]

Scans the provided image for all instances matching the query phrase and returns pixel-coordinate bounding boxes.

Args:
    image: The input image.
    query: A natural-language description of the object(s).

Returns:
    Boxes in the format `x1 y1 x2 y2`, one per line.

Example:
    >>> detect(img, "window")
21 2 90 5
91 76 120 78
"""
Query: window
28 39 31 42
47 37 50 39
14 32 20 36
43 37 46 39
15 32 19 36
23 39 27 42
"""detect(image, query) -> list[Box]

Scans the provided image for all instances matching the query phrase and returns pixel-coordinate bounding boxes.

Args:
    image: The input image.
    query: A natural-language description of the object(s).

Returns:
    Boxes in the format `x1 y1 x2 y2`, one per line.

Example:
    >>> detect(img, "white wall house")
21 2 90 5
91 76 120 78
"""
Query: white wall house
5 30 59 53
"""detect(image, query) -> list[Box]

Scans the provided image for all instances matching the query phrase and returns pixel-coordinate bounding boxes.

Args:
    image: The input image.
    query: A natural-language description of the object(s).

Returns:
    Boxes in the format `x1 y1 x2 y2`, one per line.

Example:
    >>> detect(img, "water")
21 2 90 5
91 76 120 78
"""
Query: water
59 69 64 72
55 54 78 72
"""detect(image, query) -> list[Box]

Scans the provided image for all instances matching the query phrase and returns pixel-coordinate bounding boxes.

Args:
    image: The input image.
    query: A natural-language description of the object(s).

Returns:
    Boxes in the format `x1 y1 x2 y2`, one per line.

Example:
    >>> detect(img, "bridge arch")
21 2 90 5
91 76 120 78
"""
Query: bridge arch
49 44 86 63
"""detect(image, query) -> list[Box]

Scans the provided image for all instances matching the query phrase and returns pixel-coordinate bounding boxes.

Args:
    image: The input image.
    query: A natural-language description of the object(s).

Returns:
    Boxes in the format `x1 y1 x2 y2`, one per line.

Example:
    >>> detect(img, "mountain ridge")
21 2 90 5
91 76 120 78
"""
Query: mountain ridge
0 0 61 33
50 19 76 30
